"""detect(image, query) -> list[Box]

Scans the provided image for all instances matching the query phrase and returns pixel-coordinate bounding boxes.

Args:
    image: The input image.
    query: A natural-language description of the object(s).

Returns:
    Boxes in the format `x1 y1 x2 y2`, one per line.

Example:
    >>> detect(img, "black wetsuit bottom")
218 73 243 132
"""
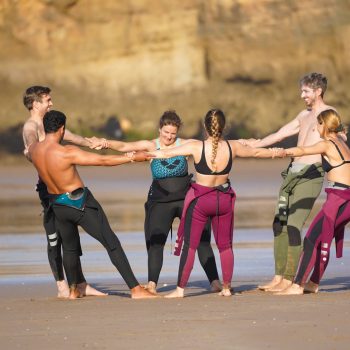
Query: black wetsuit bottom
52 190 139 289
37 179 85 283
145 199 219 284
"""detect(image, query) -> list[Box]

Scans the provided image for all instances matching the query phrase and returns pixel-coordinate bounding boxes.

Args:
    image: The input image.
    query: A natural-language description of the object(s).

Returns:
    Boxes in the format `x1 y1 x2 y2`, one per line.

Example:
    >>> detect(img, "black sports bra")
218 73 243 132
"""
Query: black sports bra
194 140 233 175
322 139 350 173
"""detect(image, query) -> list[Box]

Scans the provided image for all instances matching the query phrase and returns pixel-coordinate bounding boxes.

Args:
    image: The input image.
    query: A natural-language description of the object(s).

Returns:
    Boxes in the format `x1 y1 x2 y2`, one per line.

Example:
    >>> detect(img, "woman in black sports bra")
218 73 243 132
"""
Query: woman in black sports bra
150 109 285 298
277 109 350 295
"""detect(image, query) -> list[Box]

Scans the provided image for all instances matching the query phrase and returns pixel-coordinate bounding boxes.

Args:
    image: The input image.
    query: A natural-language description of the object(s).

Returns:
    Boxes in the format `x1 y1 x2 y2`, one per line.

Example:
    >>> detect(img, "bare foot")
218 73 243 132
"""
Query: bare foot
69 284 82 300
144 281 157 294
57 280 69 298
218 288 232 297
268 278 292 292
258 275 283 291
304 280 319 294
274 283 304 295
131 285 159 299
164 287 184 299
77 282 108 297
210 279 222 292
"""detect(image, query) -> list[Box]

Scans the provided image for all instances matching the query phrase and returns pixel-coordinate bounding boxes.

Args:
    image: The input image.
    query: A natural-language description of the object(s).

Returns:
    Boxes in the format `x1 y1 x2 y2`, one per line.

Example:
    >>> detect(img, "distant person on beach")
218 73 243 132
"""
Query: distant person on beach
240 72 336 292
28 110 157 299
87 111 221 294
149 109 285 298
276 110 350 295
22 85 104 298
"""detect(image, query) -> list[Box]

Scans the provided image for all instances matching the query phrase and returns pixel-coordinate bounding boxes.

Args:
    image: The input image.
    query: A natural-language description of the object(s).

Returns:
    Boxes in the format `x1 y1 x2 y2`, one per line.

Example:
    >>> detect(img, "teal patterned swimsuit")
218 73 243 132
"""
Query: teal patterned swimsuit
150 138 188 179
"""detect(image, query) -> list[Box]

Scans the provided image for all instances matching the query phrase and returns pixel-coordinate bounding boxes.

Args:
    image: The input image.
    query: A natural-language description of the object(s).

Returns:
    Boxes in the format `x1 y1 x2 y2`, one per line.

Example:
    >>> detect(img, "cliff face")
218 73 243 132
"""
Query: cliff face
1 0 350 135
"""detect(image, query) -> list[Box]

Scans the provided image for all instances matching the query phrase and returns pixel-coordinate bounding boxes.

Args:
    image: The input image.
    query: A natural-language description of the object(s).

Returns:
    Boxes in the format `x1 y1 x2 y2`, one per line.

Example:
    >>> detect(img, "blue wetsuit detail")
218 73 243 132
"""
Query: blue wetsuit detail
150 139 188 179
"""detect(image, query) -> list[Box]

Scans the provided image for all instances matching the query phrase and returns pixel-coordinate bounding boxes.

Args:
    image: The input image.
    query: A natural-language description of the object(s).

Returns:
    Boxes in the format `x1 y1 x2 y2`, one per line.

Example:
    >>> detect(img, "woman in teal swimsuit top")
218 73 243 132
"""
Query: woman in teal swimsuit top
96 111 221 294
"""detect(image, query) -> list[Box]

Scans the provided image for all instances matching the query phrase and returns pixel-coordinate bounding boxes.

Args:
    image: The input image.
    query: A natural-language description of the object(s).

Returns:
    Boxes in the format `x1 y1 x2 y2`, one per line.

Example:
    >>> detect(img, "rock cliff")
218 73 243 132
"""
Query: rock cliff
1 0 349 136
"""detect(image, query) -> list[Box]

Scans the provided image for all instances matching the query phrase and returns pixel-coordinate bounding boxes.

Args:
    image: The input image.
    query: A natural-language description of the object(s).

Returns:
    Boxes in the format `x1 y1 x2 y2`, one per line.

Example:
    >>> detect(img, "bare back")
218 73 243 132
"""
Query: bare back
30 141 84 194
193 140 231 187
324 137 350 185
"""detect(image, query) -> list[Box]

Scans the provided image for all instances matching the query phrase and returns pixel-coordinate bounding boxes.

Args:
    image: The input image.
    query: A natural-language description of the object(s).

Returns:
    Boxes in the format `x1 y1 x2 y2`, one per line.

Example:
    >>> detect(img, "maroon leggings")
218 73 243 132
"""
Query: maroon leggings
295 199 350 285
177 189 234 288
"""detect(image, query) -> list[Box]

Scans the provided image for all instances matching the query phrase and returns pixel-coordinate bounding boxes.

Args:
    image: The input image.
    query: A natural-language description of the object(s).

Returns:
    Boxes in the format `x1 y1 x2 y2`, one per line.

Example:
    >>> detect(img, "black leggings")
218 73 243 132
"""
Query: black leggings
52 192 139 289
145 199 219 284
37 180 85 283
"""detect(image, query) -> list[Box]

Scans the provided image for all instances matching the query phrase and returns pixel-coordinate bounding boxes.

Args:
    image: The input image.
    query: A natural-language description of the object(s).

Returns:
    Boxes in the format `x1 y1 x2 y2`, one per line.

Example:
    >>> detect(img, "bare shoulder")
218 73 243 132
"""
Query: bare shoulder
228 140 240 147
64 144 81 152
319 104 336 113
23 118 39 131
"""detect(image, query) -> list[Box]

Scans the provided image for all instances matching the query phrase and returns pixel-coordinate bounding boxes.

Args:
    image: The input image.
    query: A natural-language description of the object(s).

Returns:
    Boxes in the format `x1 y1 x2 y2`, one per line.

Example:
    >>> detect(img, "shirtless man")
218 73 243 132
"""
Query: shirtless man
241 73 336 292
28 110 157 299
22 86 104 298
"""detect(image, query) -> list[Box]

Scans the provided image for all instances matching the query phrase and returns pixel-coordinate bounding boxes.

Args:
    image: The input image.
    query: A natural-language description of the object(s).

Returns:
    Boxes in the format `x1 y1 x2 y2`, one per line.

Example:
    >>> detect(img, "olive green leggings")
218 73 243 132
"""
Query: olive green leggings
273 177 323 281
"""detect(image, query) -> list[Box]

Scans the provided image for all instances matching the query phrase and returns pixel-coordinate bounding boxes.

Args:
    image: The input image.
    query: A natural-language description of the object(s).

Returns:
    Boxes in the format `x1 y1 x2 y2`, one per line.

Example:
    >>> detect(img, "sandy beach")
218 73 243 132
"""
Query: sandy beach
1 159 349 350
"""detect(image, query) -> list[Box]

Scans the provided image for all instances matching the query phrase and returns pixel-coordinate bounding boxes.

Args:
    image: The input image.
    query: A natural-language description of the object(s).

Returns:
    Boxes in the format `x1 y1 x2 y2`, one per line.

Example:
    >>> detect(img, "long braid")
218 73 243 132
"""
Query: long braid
210 112 221 172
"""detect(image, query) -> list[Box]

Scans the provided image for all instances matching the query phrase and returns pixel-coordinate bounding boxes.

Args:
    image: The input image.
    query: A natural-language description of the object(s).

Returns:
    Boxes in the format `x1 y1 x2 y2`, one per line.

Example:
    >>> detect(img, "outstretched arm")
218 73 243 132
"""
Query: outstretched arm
150 141 199 159
253 118 300 147
286 141 327 157
84 137 155 152
231 141 285 158
244 116 300 148
63 129 98 148
65 146 151 166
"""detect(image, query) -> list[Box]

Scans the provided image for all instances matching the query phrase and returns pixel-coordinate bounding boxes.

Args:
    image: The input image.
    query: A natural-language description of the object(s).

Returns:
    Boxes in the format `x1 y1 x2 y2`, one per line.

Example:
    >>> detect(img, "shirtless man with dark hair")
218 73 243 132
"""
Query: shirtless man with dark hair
28 110 157 299
22 86 105 298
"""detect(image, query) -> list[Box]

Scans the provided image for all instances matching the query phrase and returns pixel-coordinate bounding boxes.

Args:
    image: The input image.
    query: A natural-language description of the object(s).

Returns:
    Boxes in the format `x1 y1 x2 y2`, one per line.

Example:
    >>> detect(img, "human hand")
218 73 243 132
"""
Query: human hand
269 147 286 158
126 151 152 162
85 136 109 150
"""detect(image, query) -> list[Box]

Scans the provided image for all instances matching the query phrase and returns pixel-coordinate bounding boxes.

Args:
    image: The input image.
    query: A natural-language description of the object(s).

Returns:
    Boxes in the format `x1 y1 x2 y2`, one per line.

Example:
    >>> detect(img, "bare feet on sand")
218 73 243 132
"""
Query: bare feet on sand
131 285 159 299
164 287 184 299
69 284 82 300
211 280 222 292
57 280 70 298
274 283 304 295
268 278 292 292
258 275 283 291
218 288 232 297
77 282 108 297
303 280 319 294
144 281 157 295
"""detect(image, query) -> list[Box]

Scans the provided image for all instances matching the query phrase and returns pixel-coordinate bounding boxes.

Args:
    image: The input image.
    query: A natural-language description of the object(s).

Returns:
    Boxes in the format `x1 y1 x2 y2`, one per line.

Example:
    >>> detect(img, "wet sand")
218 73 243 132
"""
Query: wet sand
0 229 350 350
0 158 325 232
1 159 349 349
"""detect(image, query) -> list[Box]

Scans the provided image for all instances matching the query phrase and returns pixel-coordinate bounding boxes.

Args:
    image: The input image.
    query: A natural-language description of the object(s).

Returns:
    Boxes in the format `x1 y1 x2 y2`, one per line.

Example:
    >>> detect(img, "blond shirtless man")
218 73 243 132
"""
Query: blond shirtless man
22 86 105 298
28 110 157 299
241 73 336 292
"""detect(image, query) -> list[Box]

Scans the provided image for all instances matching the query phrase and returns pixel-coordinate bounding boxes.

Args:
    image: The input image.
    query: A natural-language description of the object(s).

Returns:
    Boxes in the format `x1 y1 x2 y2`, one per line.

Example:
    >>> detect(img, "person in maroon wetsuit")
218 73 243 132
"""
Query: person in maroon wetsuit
277 109 350 295
150 109 285 298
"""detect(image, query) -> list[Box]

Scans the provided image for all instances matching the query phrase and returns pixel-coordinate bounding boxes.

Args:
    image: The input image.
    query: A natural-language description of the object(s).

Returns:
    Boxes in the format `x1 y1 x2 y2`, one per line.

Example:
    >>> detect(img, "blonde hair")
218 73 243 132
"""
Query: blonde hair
204 109 226 172
317 109 348 137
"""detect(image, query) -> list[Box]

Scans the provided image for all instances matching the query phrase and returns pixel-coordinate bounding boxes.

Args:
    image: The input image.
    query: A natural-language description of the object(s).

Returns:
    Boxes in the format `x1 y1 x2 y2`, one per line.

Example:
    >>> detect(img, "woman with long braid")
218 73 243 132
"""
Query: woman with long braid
150 109 285 298
88 111 221 294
